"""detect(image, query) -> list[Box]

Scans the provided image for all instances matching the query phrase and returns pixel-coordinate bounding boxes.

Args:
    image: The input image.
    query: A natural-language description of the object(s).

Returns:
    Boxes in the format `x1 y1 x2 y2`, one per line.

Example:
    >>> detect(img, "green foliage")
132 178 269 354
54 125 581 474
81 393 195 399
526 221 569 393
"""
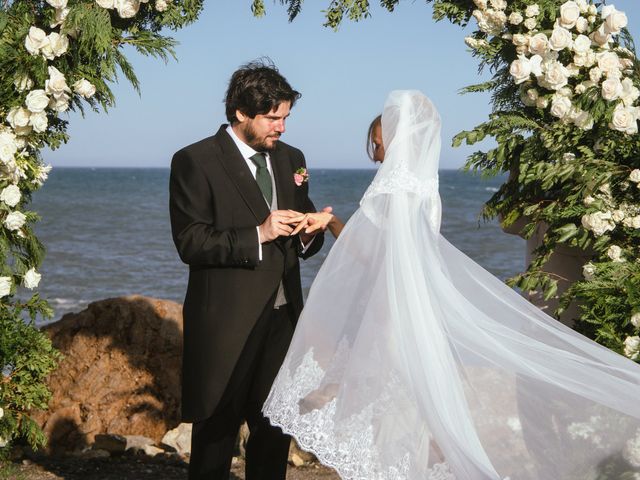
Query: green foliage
0 0 202 451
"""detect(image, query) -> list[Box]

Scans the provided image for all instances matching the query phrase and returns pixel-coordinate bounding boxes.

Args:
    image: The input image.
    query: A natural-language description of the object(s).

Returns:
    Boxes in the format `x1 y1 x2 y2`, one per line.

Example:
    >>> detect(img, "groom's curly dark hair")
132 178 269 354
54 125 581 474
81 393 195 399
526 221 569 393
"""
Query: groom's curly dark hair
225 58 301 124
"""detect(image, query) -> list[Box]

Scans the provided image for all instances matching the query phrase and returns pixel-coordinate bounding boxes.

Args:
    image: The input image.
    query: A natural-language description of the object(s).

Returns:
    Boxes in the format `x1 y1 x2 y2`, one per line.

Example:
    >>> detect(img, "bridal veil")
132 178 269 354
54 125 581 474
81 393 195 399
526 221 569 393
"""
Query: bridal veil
263 90 640 480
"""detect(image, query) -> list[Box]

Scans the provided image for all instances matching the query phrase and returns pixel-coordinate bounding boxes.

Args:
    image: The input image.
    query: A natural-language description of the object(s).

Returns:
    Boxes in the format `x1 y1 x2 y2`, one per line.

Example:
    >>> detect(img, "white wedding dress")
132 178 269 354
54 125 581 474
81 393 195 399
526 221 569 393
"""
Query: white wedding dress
263 90 640 480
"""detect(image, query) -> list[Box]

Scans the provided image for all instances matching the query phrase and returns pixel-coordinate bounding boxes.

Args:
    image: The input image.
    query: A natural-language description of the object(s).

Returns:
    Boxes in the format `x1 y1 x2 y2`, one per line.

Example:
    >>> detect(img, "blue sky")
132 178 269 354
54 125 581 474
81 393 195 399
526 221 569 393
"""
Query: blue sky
46 0 640 169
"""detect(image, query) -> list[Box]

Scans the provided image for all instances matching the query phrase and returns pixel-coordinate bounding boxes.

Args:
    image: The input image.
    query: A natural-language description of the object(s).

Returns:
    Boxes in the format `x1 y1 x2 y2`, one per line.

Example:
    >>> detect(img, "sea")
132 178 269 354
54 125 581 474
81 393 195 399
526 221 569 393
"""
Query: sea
30 168 525 324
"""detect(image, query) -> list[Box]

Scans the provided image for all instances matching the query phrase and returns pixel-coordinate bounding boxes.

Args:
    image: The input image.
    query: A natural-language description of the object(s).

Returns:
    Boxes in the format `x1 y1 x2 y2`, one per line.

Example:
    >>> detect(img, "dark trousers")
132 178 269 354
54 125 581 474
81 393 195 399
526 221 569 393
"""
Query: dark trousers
188 304 295 480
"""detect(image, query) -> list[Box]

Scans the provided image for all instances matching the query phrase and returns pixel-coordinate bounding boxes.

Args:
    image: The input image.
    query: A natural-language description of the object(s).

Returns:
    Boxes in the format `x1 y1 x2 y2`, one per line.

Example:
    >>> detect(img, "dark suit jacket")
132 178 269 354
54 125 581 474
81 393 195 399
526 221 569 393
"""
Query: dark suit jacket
169 125 323 422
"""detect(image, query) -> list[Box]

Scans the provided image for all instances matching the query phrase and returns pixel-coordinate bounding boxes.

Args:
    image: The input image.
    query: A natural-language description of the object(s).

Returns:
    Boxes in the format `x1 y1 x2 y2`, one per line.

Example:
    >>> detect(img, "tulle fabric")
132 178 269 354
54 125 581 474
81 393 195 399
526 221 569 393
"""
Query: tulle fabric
263 90 640 479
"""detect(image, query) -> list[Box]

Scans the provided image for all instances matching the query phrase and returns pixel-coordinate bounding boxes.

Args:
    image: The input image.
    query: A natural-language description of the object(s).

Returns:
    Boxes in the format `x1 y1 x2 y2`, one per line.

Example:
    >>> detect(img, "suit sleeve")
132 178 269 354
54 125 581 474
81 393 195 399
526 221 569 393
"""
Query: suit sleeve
293 150 324 260
170 150 260 267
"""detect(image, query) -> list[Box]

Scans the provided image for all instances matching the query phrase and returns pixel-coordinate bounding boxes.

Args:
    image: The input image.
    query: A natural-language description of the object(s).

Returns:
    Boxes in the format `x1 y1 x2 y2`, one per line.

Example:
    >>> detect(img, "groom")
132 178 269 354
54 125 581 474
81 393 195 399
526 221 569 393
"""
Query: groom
169 60 324 480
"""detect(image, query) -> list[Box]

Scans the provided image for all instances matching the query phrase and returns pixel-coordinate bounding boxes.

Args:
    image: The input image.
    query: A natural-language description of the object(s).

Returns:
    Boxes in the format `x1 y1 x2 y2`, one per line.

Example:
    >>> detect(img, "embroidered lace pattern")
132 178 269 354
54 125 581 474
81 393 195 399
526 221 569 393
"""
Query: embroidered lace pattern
263 348 457 480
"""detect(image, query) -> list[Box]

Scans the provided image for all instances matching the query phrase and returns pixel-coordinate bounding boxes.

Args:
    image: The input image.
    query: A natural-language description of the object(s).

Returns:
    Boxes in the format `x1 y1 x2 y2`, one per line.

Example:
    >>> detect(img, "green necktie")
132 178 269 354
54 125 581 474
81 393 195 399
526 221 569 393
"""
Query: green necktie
250 152 273 206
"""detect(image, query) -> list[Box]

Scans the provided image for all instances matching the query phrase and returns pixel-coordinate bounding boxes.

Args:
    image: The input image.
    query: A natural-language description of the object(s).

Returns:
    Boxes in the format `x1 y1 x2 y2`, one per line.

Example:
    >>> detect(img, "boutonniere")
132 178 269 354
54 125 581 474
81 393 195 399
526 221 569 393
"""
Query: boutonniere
294 168 309 186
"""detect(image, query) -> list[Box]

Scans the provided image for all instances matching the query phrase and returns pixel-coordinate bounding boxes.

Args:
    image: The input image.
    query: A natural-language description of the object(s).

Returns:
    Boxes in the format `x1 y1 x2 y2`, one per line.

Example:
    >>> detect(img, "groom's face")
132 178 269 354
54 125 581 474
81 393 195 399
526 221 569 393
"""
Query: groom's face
236 101 291 152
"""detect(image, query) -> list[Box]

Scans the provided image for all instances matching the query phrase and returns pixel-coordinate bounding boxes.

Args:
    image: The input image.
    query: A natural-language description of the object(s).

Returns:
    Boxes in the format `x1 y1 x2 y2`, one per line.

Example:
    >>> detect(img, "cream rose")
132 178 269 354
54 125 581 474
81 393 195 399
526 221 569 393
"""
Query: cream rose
0 185 21 208
4 211 26 231
6 107 31 129
508 12 523 25
612 209 626 222
550 95 572 118
610 104 639 134
155 0 168 11
591 25 611 47
525 4 539 17
632 313 640 329
13 75 33 92
489 0 506 10
528 33 549 56
601 77 623 101
540 62 569 90
573 50 595 68
473 0 487 8
536 96 549 109
559 1 580 29
25 89 49 113
582 263 596 280
621 78 640 107
116 0 140 18
524 17 537 30
624 336 640 360
589 66 603 83
572 35 591 55
96 0 116 7
607 245 624 262
581 211 615 236
24 26 47 55
23 268 41 289
597 51 622 77
573 110 594 130
0 132 18 164
521 88 539 107
0 277 11 297
51 7 70 28
603 6 628 35
510 56 533 85
48 93 70 113
549 27 573 51
575 16 589 33
29 111 48 133
583 195 596 206
45 66 70 98
46 0 67 7
43 32 69 58
73 79 97 98
623 215 640 229
629 169 640 183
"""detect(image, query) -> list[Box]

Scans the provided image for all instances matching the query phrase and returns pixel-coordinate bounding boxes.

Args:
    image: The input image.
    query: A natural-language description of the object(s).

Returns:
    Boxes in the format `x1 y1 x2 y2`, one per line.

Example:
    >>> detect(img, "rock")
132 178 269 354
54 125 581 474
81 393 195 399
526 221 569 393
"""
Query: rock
237 422 250 457
289 440 316 464
142 445 165 457
82 449 111 459
290 453 305 467
124 435 156 451
32 296 184 452
93 433 126 454
161 423 192 455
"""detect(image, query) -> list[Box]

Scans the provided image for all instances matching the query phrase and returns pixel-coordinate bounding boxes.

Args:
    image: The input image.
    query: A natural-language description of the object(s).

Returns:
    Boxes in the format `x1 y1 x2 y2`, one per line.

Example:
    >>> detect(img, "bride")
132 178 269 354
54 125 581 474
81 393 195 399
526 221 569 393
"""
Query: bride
263 90 640 480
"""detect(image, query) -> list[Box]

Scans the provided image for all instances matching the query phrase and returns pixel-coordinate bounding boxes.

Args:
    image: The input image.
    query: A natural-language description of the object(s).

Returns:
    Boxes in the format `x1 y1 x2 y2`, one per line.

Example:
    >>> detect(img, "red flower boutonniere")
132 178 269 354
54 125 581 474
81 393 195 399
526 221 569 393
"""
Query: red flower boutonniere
294 168 309 186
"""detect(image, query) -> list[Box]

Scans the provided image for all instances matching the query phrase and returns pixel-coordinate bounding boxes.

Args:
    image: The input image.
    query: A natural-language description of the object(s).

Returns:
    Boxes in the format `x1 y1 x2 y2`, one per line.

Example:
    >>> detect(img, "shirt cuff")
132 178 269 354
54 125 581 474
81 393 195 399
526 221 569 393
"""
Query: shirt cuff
256 226 262 261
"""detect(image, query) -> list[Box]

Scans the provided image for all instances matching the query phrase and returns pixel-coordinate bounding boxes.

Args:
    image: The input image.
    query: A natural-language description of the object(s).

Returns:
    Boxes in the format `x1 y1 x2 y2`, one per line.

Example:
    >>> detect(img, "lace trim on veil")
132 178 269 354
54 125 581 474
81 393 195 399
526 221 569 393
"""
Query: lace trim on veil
263 346 457 480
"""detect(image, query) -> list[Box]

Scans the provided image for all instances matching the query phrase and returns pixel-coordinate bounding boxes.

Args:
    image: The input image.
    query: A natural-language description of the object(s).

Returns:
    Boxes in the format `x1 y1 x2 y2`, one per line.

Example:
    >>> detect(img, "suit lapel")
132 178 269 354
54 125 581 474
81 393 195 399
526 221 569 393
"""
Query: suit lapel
214 126 270 222
271 145 295 211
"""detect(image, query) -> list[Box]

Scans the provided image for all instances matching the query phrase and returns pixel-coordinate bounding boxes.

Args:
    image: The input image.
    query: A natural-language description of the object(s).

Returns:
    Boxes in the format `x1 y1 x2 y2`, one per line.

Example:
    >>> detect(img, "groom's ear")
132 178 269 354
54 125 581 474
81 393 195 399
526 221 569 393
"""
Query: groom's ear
235 109 248 123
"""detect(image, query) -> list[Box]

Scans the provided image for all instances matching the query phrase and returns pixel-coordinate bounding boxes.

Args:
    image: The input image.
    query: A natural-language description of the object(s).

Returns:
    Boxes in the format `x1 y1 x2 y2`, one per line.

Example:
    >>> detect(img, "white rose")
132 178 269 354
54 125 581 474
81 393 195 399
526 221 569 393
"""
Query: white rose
6 107 31 129
0 406 3 418
96 0 116 7
0 132 18 164
582 263 596 280
510 56 532 85
549 27 573 51
575 16 589 33
473 0 488 9
602 77 623 101
512 33 529 47
45 66 70 98
581 211 615 236
13 75 33 92
116 0 140 18
39 37 54 60
487 9 507 32
528 33 549 55
25 90 49 113
583 195 596 206
536 96 549 109
590 66 603 83
621 78 640 107
574 50 596 68
46 0 67 7
51 7 70 28
550 95 573 118
489 0 506 10
48 93 70 113
587 14 596 24
559 1 580 29
588 4 597 15
508 12 523 25
623 215 640 229
0 277 12 297
575 80 593 94
610 103 639 135
540 62 570 91
47 32 69 58
73 79 97 99
572 34 591 55
155 0 168 11
632 313 640 329
521 88 539 107
525 4 540 17
0 185 21 207
575 0 588 12
23 268 41 289
524 17 537 30
625 336 640 360
607 245 624 262
603 7 628 35
29 111 48 133
597 51 621 77
4 211 26 231
629 169 640 183
612 209 625 222
565 63 580 77
465 36 479 49
24 26 46 55
591 25 611 47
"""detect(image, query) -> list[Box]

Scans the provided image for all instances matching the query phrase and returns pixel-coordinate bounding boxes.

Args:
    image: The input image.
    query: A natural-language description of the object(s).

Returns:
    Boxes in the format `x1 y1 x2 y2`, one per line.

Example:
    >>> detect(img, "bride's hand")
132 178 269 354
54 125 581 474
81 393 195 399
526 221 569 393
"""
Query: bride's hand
289 208 334 236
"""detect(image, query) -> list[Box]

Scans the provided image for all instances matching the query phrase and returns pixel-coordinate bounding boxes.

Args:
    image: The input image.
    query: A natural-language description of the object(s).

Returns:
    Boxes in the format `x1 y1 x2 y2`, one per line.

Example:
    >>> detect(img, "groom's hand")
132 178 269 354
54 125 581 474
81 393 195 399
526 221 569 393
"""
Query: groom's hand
258 210 300 243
